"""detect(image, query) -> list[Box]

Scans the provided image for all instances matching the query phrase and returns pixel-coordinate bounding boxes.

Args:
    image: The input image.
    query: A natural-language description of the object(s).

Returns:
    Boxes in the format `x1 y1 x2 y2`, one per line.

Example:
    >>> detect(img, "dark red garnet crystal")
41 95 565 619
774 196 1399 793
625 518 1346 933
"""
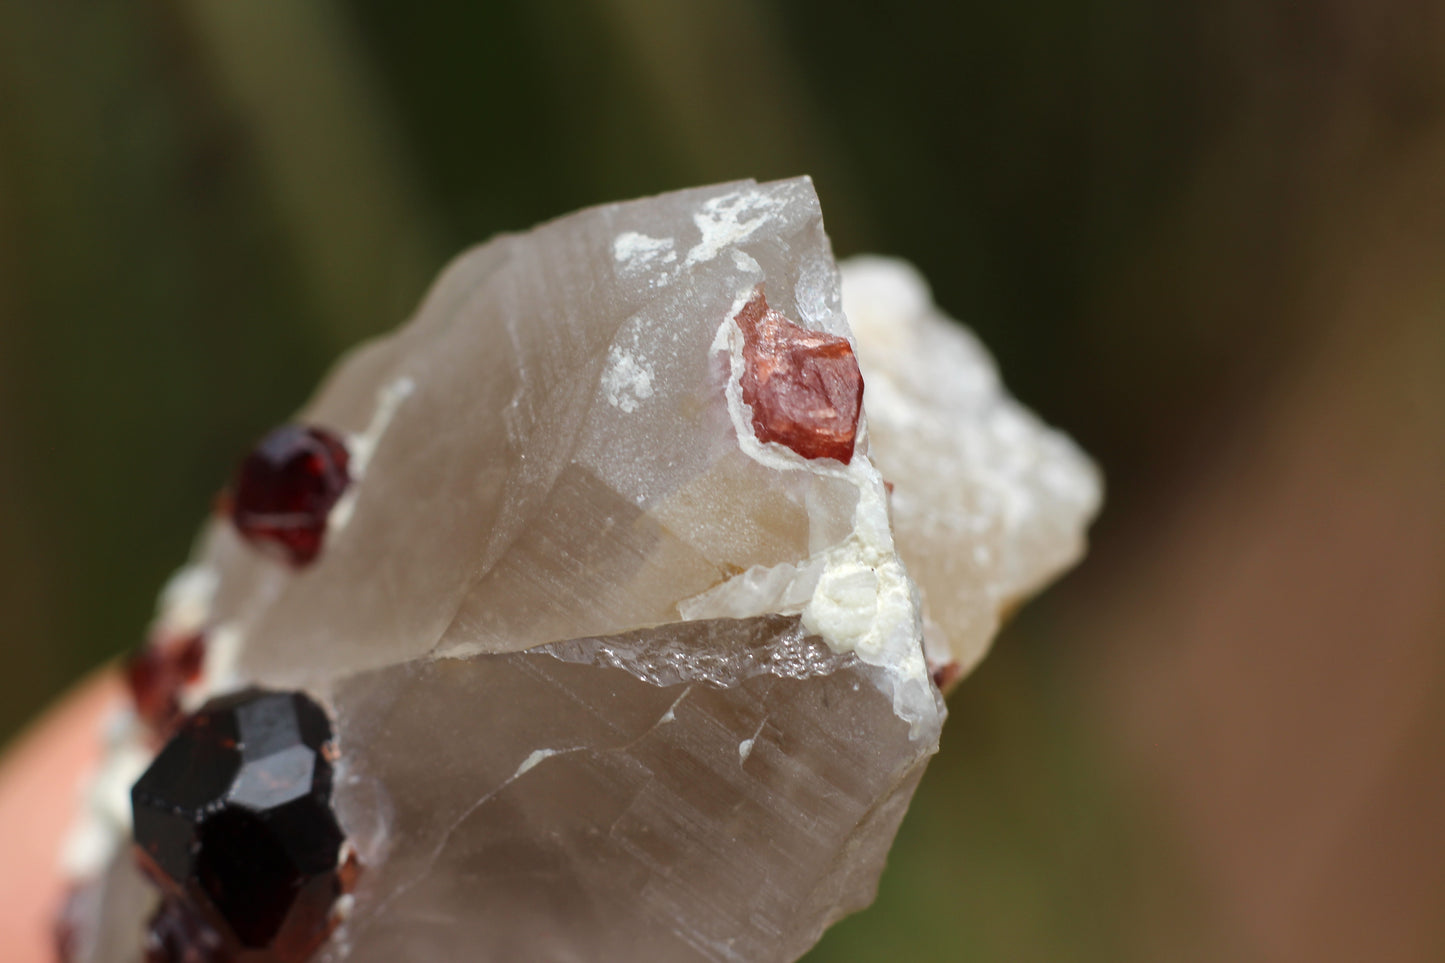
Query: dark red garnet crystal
226 425 351 566
735 289 864 463
131 689 353 963
125 632 206 737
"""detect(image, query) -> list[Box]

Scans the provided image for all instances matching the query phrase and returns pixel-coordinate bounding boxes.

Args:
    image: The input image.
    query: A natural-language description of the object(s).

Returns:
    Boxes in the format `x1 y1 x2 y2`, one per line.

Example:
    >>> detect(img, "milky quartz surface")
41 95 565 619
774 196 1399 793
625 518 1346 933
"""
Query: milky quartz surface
70 179 1100 963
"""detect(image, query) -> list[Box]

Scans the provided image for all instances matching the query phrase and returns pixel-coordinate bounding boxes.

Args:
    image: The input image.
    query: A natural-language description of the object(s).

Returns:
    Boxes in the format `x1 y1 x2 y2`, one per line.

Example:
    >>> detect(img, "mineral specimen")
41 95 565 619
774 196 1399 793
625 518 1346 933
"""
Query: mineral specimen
58 178 1101 963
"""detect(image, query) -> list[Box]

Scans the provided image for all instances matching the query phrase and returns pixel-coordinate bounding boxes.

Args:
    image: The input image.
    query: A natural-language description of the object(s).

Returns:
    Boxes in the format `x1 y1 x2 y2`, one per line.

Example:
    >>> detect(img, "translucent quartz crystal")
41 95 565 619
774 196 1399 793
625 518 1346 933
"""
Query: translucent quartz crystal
64 178 1100 963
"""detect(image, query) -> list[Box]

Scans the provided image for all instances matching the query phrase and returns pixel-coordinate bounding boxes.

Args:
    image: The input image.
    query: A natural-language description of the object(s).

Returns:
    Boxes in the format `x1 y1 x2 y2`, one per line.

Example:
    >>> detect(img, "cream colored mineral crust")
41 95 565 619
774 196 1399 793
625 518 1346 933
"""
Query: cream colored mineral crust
67 178 1100 963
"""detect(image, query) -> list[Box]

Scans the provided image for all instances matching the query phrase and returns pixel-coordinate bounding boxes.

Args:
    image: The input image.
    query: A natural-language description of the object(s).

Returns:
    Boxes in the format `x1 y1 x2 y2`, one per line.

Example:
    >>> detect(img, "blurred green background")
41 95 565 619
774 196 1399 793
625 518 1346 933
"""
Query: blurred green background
2 2 1443 961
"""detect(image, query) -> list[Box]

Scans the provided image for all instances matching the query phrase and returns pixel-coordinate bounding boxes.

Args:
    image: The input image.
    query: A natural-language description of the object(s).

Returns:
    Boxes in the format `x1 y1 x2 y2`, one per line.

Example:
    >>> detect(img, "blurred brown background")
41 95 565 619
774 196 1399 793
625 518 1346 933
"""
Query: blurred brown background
1 2 1442 961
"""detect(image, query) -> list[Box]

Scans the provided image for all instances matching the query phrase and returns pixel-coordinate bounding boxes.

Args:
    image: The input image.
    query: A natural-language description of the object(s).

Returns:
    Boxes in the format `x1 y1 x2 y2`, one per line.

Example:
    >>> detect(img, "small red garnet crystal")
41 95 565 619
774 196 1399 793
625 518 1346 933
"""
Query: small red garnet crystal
736 289 864 463
930 659 963 694
126 632 206 737
226 425 351 566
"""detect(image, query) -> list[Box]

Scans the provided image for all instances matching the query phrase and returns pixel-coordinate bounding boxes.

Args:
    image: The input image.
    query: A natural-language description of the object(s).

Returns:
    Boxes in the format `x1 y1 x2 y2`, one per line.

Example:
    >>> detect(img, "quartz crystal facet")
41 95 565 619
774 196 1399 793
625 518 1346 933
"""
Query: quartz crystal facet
130 689 351 963
59 178 1101 963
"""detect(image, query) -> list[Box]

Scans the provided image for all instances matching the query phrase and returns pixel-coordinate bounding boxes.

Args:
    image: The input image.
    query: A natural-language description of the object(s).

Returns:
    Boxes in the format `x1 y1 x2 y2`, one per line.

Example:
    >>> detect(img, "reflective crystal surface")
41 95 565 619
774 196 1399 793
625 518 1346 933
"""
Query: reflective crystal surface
321 620 927 963
65 178 1101 963
226 425 353 567
130 690 349 962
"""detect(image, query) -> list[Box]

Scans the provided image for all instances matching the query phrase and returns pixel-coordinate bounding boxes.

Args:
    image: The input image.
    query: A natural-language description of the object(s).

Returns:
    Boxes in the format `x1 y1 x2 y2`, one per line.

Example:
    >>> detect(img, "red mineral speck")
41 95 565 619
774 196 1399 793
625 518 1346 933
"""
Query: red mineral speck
736 289 864 463
126 632 206 736
930 660 963 693
226 425 351 566
54 881 96 963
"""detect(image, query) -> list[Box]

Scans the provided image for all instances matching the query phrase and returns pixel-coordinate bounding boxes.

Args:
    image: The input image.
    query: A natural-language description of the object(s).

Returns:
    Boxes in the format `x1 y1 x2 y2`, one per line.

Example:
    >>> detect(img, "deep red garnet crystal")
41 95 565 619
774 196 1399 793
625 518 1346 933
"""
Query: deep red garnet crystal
131 689 353 963
126 632 206 737
227 425 350 566
736 289 864 463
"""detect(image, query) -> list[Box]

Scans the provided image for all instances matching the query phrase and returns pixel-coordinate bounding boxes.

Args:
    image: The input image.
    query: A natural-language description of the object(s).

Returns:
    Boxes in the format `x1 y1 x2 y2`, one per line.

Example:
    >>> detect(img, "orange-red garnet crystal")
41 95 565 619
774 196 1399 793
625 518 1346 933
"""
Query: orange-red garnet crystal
735 289 864 464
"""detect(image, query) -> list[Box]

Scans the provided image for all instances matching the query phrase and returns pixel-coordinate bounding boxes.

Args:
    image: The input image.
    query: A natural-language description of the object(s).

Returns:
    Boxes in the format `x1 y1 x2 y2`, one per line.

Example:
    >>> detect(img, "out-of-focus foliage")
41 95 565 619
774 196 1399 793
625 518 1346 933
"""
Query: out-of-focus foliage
3 2 1443 960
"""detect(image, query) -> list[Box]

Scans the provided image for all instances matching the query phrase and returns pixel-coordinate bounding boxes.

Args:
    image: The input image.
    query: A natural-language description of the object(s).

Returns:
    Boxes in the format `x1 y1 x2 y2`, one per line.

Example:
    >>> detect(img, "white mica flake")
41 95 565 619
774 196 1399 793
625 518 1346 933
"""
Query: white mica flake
676 558 822 621
349 376 416 478
513 748 563 778
333 376 416 534
613 231 676 275
601 345 655 414
154 564 217 638
60 710 152 880
799 469 933 737
685 190 786 267
192 622 245 703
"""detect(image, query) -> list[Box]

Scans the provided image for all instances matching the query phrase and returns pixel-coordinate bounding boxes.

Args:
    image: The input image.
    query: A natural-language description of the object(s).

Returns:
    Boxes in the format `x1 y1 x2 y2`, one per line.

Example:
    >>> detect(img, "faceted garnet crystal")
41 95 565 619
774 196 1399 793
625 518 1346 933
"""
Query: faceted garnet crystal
226 425 351 566
736 288 864 463
131 689 351 963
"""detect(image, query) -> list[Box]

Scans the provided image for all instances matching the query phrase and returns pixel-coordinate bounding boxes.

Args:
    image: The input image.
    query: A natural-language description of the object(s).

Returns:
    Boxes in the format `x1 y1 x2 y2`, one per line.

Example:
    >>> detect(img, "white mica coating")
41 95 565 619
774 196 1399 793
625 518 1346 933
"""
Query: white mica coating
686 189 788 267
331 376 416 533
154 564 217 640
601 346 655 414
613 231 676 273
59 710 150 880
840 256 1102 673
512 747 565 778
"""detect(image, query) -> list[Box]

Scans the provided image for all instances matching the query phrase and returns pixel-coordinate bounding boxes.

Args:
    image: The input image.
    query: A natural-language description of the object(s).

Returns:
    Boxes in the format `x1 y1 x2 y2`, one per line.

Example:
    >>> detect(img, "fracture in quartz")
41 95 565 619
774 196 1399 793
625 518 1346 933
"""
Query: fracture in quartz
57 178 1101 963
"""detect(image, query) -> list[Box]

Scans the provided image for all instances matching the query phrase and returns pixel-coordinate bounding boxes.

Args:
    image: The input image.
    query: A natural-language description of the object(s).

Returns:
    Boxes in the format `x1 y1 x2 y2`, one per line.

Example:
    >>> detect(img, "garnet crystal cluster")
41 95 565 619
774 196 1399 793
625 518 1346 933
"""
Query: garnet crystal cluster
59 179 1101 963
